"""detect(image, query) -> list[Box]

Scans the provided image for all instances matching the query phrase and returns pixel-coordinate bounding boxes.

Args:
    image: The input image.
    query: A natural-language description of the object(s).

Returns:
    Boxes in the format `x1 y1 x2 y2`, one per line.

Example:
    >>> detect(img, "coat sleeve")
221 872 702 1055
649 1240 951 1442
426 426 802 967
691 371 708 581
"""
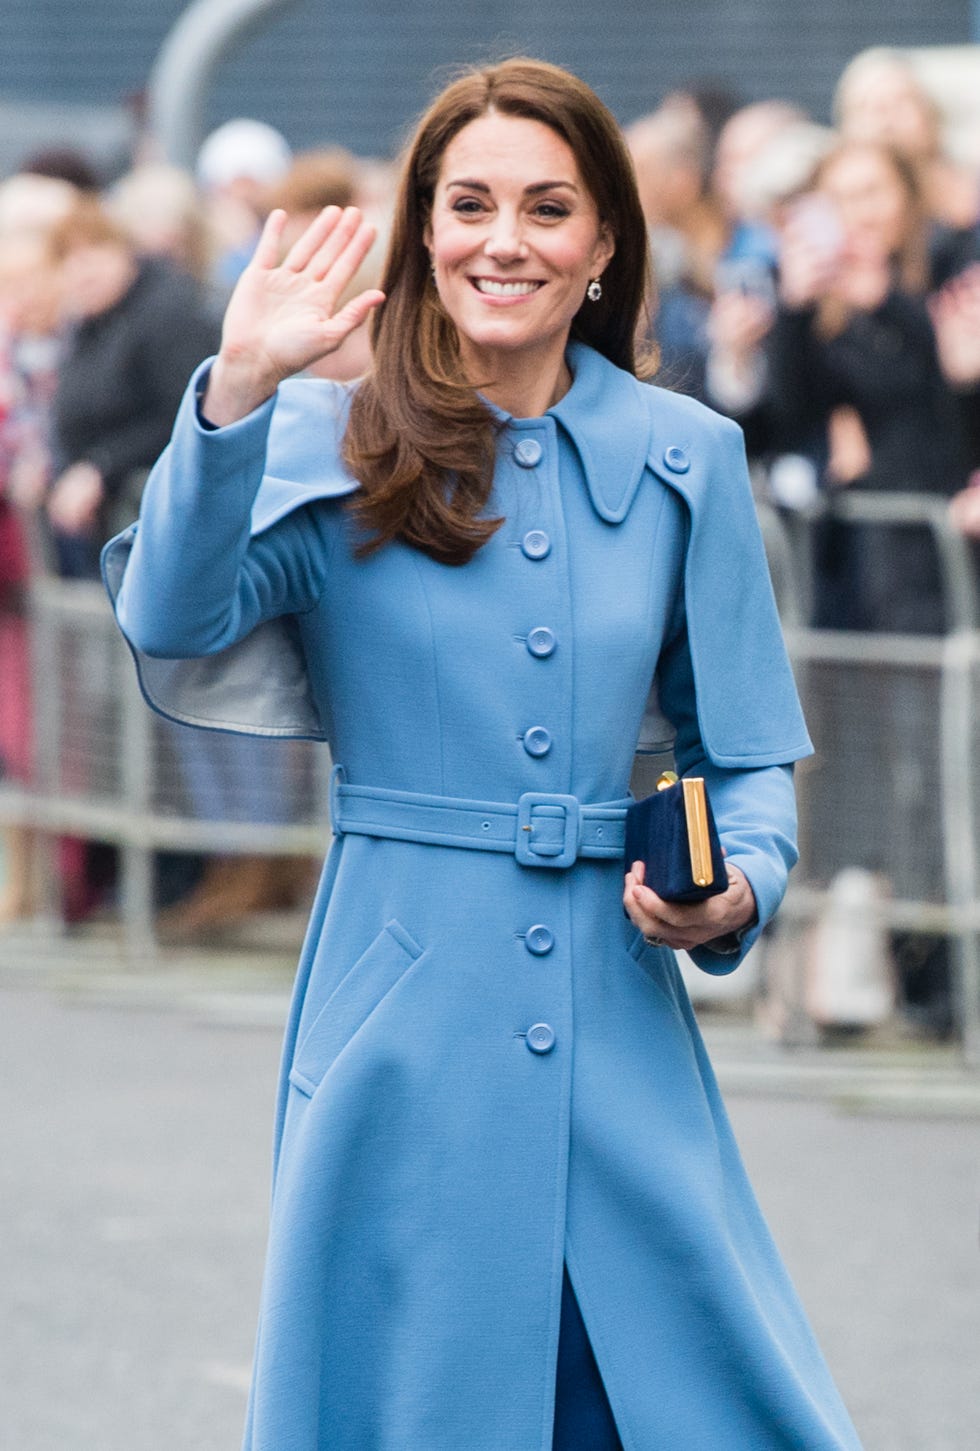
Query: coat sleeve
101 359 356 739
112 362 334 658
652 408 810 974
656 596 799 975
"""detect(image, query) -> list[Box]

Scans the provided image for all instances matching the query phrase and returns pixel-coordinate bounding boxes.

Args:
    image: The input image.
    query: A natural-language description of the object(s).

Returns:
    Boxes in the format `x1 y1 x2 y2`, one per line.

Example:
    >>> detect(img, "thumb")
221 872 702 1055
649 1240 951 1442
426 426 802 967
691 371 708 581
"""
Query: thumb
330 288 386 339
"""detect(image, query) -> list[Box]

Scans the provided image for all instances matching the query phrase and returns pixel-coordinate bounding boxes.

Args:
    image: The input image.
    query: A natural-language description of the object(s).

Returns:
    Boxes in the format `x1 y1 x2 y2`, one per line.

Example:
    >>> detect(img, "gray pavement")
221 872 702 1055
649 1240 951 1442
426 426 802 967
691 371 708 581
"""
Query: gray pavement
1 956 978 1451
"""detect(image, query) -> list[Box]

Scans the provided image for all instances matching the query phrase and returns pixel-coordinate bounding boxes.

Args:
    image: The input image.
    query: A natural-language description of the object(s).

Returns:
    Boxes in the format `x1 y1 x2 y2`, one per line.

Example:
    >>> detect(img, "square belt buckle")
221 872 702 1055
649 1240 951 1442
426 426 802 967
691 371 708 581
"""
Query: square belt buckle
515 792 581 869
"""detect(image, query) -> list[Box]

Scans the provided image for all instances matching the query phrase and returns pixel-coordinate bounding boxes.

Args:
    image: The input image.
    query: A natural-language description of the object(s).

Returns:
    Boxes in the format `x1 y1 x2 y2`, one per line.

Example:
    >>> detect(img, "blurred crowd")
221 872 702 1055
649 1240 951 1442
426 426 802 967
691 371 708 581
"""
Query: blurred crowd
626 48 980 633
0 119 388 930
1 46 979 1005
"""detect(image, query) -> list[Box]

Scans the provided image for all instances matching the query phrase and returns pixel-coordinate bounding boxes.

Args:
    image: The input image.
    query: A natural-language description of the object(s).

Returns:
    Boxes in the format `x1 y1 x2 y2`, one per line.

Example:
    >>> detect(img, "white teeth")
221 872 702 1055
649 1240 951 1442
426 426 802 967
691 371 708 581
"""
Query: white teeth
473 279 540 296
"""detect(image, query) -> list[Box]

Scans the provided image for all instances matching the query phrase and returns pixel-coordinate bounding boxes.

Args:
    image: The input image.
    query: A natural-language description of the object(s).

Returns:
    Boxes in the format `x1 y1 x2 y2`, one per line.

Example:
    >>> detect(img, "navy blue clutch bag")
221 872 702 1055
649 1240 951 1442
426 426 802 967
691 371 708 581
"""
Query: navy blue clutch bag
624 773 727 903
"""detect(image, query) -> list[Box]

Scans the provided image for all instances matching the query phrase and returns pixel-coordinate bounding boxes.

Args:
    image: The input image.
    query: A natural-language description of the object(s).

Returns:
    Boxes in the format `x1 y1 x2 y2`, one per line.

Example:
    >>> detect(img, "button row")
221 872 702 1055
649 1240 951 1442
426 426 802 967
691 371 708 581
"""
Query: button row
514 439 554 1060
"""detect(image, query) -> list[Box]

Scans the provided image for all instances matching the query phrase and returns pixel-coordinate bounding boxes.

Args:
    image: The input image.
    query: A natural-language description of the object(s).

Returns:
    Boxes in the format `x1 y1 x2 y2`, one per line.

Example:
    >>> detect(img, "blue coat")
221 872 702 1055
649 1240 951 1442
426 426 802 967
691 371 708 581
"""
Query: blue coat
104 342 861 1450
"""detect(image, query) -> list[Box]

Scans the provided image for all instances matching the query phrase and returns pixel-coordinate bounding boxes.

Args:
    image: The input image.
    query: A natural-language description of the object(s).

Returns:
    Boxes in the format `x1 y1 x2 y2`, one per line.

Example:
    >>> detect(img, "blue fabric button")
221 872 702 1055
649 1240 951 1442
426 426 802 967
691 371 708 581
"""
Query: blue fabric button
527 1023 556 1054
663 445 690 474
525 925 555 955
523 726 552 757
514 438 543 468
526 627 556 658
521 530 551 560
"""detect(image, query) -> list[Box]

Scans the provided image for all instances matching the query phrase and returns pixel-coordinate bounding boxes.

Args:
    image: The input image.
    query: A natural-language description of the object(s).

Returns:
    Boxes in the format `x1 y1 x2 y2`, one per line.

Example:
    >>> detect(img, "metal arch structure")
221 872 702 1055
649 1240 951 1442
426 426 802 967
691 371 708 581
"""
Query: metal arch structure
147 0 301 171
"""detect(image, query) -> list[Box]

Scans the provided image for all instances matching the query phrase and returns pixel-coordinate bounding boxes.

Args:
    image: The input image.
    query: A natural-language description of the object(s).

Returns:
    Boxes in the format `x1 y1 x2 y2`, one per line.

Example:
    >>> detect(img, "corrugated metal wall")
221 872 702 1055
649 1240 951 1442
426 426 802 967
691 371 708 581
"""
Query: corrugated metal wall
0 0 973 161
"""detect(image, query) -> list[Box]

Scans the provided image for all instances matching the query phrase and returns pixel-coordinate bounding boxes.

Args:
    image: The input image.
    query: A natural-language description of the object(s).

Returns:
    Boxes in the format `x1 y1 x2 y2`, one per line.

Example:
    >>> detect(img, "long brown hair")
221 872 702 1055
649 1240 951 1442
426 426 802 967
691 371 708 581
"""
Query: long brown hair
344 58 654 565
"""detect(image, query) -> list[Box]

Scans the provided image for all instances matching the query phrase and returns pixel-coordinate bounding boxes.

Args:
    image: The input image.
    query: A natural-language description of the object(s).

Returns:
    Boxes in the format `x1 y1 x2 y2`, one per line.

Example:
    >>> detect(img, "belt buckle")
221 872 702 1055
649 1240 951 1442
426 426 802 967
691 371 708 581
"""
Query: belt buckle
515 792 581 869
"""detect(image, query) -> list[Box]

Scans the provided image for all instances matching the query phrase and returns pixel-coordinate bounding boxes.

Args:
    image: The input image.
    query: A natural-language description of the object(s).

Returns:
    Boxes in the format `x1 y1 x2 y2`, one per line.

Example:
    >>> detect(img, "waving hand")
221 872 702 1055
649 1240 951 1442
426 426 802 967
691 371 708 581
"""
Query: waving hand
203 205 385 426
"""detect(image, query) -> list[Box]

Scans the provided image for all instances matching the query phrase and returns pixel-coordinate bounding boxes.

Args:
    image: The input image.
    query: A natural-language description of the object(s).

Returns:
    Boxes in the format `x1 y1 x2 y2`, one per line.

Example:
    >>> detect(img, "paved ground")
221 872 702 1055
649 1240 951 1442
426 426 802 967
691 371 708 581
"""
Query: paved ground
1 950 978 1451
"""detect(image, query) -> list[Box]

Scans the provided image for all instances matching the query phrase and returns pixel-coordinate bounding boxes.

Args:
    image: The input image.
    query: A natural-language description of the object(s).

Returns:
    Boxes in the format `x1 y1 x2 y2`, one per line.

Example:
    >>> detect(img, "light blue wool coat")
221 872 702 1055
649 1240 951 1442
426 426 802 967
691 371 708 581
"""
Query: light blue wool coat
103 342 862 1451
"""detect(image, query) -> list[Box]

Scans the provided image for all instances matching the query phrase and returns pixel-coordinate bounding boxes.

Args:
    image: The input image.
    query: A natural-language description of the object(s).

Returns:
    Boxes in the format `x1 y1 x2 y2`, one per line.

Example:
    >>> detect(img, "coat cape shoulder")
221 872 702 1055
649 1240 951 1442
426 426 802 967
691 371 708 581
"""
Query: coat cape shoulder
102 347 812 767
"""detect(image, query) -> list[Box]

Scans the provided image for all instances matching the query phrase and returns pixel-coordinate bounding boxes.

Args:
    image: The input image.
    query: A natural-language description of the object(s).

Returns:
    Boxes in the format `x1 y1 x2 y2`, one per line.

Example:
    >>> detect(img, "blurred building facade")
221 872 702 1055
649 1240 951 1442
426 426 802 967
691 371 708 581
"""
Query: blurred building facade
0 0 976 172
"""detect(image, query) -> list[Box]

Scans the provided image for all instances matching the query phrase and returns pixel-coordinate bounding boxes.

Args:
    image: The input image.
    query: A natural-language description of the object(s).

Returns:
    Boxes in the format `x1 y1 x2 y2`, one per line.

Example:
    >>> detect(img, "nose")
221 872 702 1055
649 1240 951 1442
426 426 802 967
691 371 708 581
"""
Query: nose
483 208 527 263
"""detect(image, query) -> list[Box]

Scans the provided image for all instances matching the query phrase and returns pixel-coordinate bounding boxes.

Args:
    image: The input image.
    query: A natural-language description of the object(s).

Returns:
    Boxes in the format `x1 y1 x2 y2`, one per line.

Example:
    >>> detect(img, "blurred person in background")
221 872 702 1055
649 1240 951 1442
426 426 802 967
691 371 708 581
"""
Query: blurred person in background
705 131 976 1038
705 119 835 461
16 147 100 194
706 135 970 629
195 118 292 294
774 139 975 1038
638 98 807 406
659 78 742 155
41 196 219 920
834 46 980 253
109 161 214 291
0 176 74 924
626 102 724 398
45 195 220 579
712 100 810 268
767 137 969 631
267 147 358 239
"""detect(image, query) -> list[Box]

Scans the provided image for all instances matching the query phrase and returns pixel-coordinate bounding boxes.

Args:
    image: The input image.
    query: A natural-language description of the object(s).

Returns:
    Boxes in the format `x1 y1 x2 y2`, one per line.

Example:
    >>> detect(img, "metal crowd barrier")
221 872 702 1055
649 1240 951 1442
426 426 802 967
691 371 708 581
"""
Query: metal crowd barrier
0 492 978 1064
760 491 980 1066
0 574 331 959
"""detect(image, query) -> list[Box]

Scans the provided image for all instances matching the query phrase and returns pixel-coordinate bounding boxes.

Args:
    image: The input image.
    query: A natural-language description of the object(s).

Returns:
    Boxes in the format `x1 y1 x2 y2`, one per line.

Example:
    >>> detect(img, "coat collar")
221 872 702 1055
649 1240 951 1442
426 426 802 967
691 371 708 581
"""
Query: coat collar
546 341 655 524
246 345 706 537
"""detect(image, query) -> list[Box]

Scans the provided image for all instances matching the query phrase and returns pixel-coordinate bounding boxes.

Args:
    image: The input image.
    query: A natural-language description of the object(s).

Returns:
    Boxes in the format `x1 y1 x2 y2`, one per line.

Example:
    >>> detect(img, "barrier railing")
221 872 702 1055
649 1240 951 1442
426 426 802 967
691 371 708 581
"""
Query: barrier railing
762 491 980 1066
0 574 331 959
1 491 978 1064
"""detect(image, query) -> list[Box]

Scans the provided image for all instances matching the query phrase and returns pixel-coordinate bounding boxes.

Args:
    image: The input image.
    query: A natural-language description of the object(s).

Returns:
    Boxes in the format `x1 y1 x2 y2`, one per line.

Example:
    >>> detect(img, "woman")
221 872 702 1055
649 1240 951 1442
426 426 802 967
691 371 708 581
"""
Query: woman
764 138 970 632
104 60 860 1451
47 196 220 578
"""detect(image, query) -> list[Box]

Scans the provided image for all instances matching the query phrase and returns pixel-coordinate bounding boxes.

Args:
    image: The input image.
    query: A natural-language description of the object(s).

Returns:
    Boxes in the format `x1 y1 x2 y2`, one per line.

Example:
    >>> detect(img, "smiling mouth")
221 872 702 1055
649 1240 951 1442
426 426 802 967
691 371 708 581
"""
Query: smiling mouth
471 278 543 297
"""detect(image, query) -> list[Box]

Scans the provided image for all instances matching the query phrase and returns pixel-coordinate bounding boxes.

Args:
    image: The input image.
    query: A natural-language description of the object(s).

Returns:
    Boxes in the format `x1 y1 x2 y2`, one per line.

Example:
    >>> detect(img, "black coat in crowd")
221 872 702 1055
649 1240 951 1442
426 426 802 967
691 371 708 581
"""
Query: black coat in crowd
52 256 220 559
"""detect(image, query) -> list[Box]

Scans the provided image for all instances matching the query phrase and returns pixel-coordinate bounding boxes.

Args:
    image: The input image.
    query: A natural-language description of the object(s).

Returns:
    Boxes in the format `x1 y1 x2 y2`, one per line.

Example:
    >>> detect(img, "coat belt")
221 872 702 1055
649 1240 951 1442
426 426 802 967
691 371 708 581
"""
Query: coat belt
330 769 629 869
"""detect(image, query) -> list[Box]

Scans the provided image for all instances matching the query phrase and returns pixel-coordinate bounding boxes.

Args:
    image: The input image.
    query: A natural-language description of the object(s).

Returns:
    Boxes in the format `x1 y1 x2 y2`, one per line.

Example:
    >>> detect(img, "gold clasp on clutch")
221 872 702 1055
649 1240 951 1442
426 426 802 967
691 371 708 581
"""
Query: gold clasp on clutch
682 778 714 888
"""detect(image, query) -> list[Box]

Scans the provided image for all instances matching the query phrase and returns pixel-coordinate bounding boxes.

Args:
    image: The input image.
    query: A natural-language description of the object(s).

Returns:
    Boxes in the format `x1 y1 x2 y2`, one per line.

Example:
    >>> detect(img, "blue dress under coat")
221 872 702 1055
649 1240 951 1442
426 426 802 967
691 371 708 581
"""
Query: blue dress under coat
103 342 862 1450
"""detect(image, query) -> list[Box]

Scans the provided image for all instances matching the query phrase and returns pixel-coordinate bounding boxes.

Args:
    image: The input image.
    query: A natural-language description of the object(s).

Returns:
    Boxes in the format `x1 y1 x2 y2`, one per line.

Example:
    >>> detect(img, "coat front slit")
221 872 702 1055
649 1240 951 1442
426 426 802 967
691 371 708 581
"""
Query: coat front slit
105 343 863 1450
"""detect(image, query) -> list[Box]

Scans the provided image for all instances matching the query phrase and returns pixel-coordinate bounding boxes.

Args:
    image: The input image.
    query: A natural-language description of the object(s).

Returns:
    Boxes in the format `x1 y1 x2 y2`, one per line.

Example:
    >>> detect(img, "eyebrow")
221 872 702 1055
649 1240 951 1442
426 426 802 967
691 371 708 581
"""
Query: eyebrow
445 179 580 195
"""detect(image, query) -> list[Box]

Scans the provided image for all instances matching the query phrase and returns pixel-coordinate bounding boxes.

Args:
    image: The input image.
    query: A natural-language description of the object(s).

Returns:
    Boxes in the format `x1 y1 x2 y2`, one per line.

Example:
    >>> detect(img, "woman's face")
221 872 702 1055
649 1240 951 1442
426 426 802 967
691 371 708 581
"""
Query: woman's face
425 111 614 381
818 147 911 264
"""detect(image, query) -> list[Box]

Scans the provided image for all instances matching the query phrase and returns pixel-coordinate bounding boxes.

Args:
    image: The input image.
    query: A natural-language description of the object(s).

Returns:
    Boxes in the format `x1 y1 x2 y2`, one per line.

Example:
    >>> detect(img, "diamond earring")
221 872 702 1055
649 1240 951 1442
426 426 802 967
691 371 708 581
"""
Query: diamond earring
586 278 602 303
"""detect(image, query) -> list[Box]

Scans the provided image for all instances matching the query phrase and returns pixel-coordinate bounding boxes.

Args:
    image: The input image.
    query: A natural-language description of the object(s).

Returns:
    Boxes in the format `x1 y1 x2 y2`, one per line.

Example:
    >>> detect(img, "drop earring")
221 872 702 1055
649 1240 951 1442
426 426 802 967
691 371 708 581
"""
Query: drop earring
586 277 602 303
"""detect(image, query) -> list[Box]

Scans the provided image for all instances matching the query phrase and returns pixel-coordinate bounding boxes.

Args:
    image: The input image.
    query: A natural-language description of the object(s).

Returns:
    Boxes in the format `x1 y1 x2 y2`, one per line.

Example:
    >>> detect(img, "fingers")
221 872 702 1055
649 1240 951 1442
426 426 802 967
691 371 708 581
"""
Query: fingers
280 204 380 329
281 205 344 272
252 209 289 270
310 213 377 293
622 862 754 951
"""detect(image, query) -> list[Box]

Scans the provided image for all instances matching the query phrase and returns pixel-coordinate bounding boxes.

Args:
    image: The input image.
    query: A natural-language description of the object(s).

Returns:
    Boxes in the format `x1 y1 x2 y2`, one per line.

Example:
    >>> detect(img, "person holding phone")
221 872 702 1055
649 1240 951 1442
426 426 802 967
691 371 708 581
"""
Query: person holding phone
103 59 861 1451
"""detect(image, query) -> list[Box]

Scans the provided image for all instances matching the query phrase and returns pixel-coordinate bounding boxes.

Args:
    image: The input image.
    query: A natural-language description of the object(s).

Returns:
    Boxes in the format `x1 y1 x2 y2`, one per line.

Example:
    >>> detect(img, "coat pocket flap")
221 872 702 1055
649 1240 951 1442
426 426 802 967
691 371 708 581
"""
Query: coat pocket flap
289 919 424 1097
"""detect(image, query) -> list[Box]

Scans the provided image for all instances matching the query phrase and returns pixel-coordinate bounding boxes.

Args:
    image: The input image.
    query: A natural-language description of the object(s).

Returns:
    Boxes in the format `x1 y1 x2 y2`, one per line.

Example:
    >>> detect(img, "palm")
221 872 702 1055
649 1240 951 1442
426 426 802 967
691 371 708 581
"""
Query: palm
220 205 384 387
